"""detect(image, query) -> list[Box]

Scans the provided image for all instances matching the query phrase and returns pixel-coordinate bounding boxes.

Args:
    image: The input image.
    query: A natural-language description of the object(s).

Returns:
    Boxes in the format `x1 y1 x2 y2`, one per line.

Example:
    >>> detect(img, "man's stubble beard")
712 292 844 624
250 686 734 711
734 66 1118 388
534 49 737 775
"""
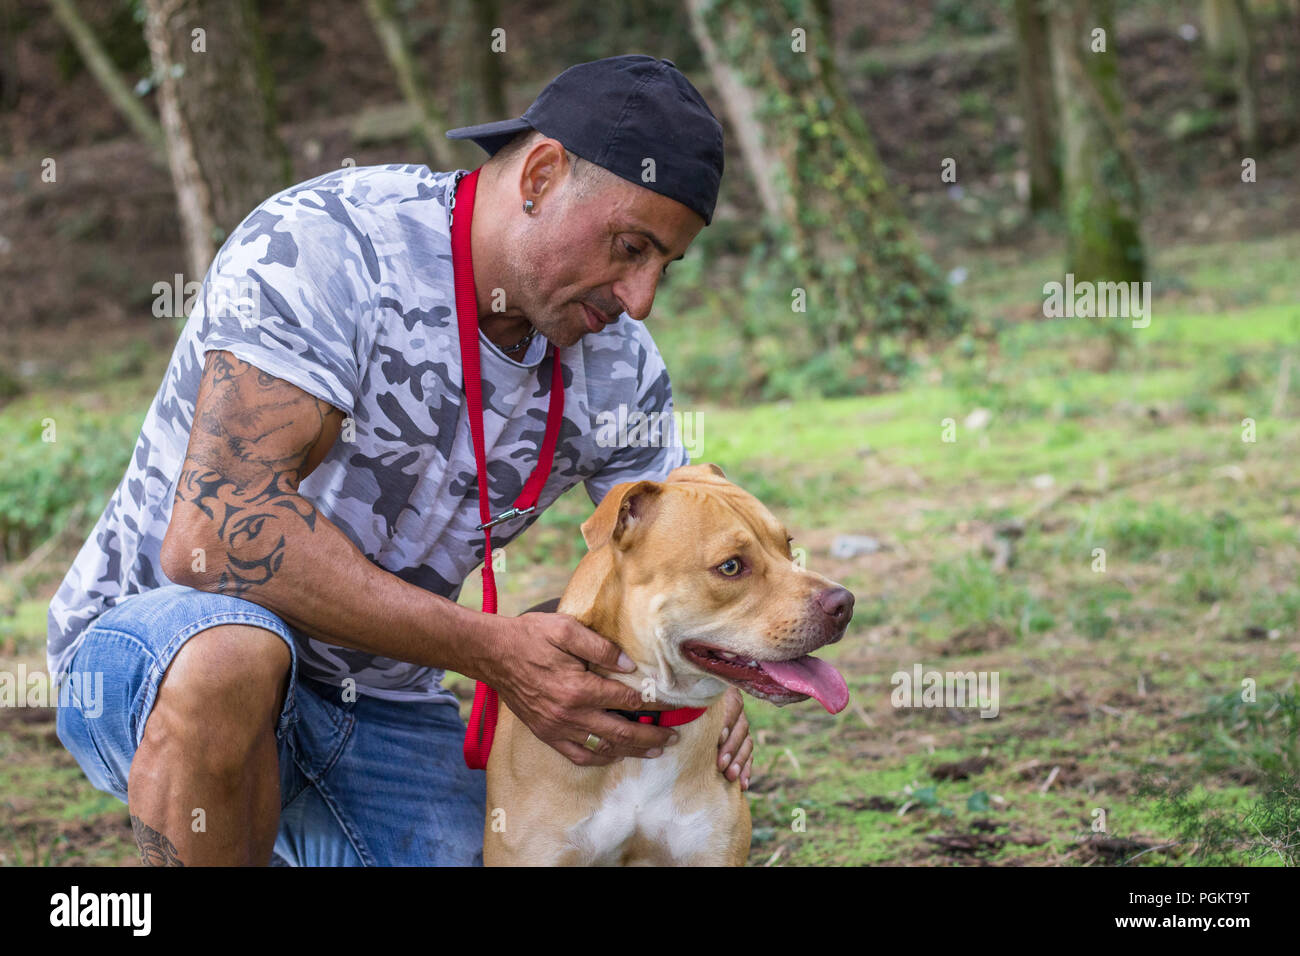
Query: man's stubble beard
506 243 584 349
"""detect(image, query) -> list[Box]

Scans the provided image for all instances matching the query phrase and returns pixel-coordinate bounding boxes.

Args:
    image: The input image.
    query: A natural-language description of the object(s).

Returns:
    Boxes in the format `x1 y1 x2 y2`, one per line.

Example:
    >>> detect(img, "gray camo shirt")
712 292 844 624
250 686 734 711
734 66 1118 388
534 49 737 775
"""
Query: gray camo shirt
47 163 690 703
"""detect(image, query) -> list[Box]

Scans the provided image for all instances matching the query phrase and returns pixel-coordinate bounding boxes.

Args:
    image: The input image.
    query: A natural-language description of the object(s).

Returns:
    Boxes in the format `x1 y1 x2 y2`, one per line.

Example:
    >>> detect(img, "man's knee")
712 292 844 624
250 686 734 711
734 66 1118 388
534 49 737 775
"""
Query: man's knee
140 623 291 774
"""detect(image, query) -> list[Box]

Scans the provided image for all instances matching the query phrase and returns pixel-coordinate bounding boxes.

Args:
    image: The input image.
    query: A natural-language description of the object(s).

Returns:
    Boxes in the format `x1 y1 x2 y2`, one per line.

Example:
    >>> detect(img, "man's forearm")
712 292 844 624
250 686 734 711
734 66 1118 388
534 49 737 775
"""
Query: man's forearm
160 351 513 681
164 483 506 681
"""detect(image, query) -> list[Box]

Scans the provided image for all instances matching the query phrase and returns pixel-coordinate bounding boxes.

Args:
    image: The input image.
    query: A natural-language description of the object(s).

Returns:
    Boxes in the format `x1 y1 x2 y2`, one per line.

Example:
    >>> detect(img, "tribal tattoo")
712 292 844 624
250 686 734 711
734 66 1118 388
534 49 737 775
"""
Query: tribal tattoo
130 814 185 867
172 351 343 596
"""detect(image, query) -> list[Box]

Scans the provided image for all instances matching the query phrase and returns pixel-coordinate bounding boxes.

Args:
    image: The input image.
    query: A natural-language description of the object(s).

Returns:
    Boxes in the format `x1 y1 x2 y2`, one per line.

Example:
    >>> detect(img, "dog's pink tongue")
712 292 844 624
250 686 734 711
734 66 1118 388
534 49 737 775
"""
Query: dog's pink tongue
758 656 849 714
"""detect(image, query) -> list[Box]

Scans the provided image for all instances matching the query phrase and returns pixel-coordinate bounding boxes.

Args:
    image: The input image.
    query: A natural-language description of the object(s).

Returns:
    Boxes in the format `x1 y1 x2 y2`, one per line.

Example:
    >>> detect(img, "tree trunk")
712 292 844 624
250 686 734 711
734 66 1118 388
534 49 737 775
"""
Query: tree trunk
1288 0 1300 142
684 0 963 358
142 0 291 280
1 0 22 113
1203 0 1247 60
365 0 453 169
46 0 166 157
1012 0 1060 212
1047 0 1145 283
475 0 507 119
685 0 786 224
1202 0 1258 152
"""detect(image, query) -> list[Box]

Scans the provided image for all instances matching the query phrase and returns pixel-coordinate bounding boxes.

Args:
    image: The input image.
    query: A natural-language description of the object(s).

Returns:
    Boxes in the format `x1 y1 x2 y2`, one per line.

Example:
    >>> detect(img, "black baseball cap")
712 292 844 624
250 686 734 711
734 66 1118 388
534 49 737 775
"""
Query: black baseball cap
446 55 725 225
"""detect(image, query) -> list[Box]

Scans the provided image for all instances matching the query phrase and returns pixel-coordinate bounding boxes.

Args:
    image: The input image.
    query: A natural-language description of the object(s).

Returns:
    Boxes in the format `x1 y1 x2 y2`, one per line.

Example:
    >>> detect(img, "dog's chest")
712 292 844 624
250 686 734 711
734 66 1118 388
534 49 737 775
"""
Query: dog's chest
565 751 717 865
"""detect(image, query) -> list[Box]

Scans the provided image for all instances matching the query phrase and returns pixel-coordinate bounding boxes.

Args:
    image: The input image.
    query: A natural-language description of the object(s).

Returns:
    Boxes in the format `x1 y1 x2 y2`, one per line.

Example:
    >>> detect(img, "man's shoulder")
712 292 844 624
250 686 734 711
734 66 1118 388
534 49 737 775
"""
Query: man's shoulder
290 162 455 196
581 318 672 395
214 165 463 285
250 164 460 227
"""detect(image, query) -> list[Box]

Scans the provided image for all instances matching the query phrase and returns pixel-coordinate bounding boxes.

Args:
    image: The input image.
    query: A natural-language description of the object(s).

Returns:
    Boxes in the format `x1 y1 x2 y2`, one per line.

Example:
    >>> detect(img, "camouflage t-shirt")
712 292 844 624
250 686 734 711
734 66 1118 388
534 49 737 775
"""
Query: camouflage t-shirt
47 163 690 703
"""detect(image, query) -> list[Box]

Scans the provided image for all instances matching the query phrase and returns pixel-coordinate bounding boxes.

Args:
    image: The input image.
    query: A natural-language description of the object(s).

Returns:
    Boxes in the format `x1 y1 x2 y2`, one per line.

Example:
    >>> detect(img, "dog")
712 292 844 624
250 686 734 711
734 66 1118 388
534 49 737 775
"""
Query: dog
483 463 854 865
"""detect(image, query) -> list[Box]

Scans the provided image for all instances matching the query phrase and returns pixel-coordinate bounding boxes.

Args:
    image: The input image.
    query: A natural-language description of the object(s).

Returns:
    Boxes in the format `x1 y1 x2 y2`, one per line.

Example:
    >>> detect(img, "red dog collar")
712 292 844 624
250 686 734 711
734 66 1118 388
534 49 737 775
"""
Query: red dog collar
608 707 708 727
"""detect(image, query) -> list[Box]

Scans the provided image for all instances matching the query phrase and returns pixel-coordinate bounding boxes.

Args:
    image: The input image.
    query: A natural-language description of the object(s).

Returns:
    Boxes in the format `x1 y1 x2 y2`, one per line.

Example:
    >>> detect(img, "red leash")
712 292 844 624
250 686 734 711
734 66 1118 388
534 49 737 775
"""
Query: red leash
451 168 705 769
452 168 565 770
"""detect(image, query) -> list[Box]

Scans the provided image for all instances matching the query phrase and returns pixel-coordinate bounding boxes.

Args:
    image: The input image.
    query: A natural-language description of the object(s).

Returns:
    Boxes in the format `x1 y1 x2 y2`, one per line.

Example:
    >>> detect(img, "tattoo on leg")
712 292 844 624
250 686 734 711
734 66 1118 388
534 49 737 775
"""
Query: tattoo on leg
131 815 185 867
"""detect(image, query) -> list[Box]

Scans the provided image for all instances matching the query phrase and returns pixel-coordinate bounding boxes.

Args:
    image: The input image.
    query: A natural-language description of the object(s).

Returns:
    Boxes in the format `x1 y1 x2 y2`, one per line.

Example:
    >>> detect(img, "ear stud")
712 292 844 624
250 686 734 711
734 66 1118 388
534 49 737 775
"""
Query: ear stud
523 199 535 214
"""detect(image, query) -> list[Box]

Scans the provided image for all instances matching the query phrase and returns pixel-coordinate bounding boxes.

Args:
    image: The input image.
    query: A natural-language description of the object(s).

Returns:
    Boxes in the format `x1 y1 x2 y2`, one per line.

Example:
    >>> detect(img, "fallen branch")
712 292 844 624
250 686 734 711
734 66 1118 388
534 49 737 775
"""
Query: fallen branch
46 0 166 158
1272 354 1293 419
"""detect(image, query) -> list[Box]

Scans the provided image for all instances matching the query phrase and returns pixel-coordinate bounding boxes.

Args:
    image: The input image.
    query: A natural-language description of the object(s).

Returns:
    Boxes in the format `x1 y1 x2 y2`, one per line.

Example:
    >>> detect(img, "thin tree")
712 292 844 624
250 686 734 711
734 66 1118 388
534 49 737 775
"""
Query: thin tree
685 0 963 364
1047 0 1145 283
1202 0 1259 152
365 0 453 169
475 0 507 120
1012 0 1060 212
46 0 166 157
142 0 291 280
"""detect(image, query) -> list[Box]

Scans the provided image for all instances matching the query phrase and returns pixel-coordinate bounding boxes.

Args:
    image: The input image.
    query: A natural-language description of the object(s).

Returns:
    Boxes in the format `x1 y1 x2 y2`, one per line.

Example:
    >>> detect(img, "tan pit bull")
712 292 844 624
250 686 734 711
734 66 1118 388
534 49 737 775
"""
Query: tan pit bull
484 463 854 865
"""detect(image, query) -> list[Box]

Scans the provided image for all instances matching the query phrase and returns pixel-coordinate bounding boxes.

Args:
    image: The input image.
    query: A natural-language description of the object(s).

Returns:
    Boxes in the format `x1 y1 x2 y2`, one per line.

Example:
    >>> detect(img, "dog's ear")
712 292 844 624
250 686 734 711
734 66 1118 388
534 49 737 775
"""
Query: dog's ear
581 480 664 551
665 462 727 483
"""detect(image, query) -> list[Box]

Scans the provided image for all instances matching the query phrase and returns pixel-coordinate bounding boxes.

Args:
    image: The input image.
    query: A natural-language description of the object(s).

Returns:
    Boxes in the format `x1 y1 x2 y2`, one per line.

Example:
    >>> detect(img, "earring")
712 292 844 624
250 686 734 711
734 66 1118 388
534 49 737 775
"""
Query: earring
522 199 535 214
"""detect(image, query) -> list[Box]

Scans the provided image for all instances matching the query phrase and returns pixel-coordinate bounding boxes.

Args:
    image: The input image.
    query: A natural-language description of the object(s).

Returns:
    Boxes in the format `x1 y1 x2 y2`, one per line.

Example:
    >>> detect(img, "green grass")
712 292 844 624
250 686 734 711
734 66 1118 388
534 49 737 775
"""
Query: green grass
3 224 1299 866
521 229 1300 866
648 231 1299 865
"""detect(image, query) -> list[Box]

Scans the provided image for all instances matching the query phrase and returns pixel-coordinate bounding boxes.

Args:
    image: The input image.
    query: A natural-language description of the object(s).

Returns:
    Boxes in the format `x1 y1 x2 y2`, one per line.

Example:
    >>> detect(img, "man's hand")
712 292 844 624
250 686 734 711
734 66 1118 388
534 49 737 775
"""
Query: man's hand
477 611 679 768
501 597 754 786
718 686 754 791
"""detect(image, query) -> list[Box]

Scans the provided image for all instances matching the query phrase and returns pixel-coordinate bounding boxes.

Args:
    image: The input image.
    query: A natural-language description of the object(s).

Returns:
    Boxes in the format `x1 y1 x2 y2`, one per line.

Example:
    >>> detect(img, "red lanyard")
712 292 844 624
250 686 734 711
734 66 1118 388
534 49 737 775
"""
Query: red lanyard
451 168 566 769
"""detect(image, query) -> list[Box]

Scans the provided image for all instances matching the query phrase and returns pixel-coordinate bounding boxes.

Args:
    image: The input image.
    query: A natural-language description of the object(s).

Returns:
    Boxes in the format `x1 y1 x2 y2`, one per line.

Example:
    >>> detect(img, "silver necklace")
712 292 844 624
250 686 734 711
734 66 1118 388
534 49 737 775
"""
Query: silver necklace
499 325 538 353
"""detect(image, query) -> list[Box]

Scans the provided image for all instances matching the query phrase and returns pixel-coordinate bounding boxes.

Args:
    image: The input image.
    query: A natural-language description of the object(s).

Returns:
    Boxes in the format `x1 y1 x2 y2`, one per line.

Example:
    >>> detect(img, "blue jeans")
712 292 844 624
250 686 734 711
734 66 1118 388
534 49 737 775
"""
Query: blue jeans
54 584 485 865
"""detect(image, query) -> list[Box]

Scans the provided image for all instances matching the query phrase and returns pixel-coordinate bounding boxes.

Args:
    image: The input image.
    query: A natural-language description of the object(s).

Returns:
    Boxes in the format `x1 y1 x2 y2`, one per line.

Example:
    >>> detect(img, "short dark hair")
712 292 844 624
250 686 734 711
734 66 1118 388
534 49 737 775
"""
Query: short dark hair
489 129 605 199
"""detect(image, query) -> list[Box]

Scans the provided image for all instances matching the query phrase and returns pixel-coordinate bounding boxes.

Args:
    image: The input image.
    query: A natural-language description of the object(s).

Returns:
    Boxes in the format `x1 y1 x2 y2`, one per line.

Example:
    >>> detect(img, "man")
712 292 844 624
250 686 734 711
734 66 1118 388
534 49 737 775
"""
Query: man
48 55 754 866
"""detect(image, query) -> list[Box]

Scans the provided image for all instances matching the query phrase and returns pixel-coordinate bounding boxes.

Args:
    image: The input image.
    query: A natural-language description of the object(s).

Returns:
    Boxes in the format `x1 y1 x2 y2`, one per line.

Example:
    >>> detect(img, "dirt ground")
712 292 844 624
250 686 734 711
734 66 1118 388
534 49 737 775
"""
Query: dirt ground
2 1 1297 867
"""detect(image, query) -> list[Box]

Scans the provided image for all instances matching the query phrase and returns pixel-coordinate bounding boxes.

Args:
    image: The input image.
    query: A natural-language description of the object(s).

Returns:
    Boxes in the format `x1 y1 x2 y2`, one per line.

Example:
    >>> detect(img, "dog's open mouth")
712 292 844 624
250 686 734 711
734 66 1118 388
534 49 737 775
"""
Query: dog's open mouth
682 641 849 714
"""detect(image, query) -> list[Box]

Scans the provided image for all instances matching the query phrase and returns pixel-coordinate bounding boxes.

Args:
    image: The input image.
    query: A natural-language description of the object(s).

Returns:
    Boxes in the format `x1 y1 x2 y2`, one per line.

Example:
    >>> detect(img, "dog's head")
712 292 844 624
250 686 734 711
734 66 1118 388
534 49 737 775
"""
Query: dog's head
564 463 852 712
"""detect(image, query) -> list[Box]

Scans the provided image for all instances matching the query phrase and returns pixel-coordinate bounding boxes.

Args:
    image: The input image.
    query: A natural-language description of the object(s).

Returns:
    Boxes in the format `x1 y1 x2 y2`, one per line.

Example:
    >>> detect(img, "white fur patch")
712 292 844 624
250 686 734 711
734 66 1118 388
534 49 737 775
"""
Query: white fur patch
566 750 717 865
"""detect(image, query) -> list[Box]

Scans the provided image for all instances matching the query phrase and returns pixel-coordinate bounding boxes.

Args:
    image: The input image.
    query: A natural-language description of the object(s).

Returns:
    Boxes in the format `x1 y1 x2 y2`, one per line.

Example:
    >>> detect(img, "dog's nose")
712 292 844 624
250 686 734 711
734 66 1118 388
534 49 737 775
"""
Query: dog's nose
817 587 854 624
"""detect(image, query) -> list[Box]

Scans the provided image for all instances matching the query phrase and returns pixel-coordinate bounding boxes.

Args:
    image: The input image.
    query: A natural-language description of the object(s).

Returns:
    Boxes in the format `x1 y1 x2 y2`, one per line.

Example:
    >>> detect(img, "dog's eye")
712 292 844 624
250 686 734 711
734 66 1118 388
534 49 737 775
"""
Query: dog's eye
718 558 742 576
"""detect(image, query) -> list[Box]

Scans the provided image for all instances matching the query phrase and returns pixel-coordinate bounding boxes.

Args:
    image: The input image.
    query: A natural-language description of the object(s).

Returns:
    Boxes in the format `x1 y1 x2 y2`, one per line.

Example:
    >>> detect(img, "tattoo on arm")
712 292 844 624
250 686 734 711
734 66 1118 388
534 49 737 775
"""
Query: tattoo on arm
130 814 185 867
173 351 343 596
